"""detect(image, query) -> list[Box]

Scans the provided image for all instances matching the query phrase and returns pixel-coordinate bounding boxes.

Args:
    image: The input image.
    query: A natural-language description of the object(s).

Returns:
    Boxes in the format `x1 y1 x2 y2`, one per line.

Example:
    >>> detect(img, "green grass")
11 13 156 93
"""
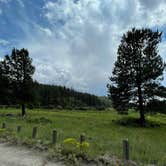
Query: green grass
0 108 165 165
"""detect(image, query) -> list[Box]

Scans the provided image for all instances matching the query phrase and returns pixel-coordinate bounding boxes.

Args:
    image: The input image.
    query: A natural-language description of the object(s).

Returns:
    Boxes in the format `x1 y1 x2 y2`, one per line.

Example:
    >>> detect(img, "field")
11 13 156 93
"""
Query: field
0 108 165 165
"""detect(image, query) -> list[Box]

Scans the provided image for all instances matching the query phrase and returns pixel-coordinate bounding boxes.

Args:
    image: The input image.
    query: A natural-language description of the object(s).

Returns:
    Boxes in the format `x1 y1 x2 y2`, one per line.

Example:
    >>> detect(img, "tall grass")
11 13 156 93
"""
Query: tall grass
0 108 165 165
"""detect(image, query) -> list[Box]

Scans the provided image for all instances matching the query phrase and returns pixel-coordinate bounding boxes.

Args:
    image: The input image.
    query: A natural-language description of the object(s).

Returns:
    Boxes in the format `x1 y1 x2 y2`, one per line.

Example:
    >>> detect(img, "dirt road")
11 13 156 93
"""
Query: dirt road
0 143 64 166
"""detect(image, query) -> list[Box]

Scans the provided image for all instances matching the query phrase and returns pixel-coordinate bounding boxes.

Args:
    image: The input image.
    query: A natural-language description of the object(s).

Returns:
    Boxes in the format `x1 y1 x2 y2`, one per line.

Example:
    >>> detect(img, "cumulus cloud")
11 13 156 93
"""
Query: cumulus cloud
1 0 166 95
38 0 166 94
0 39 10 46
18 27 88 92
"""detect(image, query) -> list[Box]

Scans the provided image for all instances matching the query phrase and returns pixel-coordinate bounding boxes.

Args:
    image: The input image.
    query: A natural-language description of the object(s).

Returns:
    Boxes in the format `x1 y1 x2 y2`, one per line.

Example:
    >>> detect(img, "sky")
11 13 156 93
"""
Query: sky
0 0 166 96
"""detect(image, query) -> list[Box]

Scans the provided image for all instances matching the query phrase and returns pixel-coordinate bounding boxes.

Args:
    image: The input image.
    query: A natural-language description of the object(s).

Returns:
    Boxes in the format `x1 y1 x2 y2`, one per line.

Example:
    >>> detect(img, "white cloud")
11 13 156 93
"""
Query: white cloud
14 0 166 95
39 27 53 37
0 39 10 46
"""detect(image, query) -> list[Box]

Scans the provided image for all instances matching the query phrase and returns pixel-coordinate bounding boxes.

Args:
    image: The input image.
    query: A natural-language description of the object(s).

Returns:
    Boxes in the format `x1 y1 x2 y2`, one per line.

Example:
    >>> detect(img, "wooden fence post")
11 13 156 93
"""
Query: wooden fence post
17 125 21 133
2 122 6 129
80 133 86 143
32 127 37 139
52 129 57 144
123 139 129 161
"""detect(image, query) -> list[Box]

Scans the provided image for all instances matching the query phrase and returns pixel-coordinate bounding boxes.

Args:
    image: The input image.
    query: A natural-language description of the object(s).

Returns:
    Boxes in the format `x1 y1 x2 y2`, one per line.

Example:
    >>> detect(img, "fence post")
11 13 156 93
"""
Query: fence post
52 129 57 144
80 133 86 143
17 125 21 133
2 122 6 129
32 127 37 139
123 139 129 161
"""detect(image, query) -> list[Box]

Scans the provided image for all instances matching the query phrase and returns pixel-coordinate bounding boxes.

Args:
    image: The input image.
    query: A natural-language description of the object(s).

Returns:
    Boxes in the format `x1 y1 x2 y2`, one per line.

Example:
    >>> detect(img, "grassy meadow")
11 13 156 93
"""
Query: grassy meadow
0 108 165 165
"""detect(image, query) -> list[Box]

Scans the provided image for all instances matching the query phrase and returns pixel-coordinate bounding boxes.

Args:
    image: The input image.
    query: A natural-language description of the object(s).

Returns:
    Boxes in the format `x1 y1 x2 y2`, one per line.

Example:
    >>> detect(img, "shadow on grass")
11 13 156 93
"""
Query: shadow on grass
113 117 164 128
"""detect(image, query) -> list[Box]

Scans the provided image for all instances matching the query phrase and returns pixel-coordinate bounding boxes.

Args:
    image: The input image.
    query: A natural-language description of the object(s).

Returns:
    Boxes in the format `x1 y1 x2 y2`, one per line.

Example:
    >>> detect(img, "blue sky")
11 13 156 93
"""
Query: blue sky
0 0 166 96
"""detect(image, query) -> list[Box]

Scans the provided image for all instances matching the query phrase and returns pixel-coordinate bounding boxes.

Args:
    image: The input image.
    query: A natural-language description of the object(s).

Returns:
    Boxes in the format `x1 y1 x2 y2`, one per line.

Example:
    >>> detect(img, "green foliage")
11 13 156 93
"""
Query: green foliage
63 138 90 153
3 48 35 103
145 99 166 114
108 28 166 123
0 59 11 105
0 48 35 116
98 96 112 107
63 138 78 154
31 83 107 109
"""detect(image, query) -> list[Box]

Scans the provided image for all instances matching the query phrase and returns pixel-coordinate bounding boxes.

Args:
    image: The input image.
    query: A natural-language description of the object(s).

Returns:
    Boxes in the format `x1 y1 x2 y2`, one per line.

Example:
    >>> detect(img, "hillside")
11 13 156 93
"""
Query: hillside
0 83 110 109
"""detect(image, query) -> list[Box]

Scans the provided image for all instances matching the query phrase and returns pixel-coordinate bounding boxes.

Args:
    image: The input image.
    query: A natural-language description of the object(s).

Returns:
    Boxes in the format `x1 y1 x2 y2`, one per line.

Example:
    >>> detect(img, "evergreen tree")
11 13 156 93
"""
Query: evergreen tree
0 60 11 104
108 28 166 125
3 48 35 116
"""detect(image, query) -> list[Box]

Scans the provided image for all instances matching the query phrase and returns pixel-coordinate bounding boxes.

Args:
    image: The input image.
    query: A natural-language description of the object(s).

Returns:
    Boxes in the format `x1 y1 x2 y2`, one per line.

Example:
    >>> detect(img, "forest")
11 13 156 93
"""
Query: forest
0 77 109 110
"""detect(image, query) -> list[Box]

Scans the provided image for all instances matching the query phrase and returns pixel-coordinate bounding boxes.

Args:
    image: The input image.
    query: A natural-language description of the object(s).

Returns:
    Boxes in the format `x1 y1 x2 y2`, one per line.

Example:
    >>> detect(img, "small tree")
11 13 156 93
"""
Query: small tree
3 48 35 117
108 28 166 125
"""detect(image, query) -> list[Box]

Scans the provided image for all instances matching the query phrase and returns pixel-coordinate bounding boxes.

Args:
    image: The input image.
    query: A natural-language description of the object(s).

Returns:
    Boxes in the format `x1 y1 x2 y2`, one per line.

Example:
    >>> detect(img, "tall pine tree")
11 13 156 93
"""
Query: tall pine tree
3 48 35 117
108 28 166 125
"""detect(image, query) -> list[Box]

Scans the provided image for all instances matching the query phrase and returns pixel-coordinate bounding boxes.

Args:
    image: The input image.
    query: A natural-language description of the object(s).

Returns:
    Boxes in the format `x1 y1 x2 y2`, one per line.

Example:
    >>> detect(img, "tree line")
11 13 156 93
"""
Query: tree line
33 83 107 109
0 81 106 110
0 48 108 117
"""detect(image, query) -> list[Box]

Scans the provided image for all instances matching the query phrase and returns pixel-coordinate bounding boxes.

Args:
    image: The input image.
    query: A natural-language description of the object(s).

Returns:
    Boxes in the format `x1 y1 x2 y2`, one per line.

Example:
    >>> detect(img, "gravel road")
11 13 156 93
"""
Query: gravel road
0 143 64 166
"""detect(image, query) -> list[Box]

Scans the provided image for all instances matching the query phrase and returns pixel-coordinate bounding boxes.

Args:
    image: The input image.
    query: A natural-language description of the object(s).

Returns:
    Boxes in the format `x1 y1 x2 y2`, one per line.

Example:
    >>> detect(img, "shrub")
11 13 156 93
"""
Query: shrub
63 138 90 154
63 138 77 145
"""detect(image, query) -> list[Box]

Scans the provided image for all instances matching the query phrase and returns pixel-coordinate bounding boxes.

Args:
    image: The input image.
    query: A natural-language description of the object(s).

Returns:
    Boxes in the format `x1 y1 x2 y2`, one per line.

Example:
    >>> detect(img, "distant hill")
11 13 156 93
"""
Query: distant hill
0 81 111 109
34 83 109 109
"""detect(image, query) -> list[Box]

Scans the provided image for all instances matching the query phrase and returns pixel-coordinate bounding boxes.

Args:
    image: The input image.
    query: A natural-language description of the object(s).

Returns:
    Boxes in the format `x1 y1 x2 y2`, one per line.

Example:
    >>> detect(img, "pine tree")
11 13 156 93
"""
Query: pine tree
0 60 11 104
108 28 166 125
3 48 35 117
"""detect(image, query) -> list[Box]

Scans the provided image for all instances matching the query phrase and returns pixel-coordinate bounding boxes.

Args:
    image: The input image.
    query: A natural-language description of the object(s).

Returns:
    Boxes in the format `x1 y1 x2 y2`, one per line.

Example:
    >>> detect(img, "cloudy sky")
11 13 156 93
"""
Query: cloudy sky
0 0 166 95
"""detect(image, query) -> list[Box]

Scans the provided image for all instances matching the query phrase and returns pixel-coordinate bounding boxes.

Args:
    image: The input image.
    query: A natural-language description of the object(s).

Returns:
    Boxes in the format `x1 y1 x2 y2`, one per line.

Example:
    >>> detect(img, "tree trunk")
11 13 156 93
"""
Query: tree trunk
21 104 26 117
137 84 145 126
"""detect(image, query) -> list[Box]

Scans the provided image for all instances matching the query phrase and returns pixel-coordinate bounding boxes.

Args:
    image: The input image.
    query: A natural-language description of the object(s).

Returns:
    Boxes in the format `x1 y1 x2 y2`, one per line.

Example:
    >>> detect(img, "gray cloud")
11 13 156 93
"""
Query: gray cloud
139 0 164 9
14 0 166 95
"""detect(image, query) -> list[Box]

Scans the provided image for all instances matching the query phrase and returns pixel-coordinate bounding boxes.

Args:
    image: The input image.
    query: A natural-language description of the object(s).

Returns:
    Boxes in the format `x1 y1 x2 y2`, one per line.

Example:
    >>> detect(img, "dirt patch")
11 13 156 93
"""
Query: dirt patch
0 142 64 166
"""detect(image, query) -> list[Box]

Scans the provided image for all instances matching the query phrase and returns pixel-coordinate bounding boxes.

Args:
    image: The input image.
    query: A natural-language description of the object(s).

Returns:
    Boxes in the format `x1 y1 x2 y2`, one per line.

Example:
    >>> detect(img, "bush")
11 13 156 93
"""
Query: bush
63 138 90 154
